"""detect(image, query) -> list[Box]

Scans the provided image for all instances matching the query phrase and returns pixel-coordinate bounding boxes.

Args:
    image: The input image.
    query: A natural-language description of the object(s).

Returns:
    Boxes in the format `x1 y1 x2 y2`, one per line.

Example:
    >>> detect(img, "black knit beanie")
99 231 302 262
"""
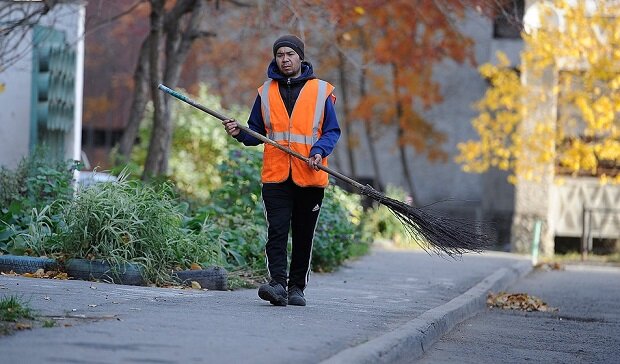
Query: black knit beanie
272 35 305 60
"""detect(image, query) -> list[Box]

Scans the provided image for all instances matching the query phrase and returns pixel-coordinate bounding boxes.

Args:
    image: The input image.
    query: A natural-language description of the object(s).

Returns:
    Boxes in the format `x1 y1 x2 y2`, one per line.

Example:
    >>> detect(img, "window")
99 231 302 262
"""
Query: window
82 127 124 148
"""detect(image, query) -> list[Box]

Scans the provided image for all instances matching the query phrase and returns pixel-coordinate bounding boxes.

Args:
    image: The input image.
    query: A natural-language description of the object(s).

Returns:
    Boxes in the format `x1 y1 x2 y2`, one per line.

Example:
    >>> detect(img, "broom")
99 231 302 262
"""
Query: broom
158 84 494 257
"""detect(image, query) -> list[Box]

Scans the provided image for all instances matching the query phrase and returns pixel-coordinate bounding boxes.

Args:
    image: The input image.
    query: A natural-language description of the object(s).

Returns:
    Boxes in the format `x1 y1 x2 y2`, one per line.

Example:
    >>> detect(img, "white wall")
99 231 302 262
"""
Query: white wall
0 1 34 168
0 1 85 169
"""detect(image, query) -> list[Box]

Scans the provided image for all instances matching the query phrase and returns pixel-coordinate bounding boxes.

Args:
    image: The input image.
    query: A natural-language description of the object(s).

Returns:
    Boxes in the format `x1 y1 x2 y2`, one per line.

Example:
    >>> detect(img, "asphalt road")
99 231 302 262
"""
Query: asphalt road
419 263 620 363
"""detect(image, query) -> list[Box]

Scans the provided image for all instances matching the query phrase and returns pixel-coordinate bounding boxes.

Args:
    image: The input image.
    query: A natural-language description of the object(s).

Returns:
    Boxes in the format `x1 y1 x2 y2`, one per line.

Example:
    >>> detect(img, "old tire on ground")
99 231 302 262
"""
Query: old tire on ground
65 259 145 286
0 255 58 274
173 266 228 290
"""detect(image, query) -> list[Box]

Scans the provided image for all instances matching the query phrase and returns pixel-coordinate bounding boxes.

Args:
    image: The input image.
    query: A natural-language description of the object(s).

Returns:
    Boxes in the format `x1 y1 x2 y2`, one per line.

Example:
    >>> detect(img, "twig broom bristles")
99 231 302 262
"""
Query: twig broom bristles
158 84 494 257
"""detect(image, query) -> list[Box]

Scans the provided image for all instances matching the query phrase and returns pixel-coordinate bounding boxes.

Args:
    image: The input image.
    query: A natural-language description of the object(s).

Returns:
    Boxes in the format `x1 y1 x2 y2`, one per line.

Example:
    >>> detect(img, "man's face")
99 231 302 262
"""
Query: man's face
275 46 302 78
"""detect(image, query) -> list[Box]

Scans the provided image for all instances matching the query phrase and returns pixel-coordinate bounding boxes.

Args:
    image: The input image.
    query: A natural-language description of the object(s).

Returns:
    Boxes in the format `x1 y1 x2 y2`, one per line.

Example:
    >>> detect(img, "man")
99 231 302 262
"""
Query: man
222 35 340 306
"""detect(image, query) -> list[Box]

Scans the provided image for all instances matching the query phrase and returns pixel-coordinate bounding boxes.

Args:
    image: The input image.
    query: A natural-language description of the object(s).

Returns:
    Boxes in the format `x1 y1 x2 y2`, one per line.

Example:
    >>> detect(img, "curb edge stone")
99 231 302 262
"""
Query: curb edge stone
321 259 532 364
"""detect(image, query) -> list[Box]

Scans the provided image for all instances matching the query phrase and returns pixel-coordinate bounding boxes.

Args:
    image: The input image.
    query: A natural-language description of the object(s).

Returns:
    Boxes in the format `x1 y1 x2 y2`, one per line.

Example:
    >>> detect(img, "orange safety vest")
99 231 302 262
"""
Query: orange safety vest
258 78 335 187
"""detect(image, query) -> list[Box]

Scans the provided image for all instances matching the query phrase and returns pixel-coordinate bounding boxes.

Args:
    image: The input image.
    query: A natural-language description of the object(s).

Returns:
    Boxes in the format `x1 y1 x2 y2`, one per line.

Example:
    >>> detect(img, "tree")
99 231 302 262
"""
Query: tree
457 0 620 184
99 0 503 187
113 0 221 179
323 0 495 204
182 1 504 199
0 0 56 72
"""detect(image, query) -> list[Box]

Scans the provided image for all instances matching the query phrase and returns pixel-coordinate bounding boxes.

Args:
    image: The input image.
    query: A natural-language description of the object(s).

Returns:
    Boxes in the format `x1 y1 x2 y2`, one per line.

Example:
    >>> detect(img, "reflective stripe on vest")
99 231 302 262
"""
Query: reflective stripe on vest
260 80 273 140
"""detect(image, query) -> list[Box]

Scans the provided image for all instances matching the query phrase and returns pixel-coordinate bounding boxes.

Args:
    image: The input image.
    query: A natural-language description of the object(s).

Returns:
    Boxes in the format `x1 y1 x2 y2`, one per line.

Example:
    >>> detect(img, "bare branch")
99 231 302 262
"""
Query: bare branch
223 0 253 7
83 0 145 37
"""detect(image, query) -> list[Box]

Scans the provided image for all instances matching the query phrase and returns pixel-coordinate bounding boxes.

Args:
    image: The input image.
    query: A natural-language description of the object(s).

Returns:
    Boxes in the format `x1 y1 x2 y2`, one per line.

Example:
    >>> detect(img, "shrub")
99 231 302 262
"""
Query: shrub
40 172 223 285
362 185 411 246
185 148 267 273
0 151 76 255
313 183 371 272
120 84 249 202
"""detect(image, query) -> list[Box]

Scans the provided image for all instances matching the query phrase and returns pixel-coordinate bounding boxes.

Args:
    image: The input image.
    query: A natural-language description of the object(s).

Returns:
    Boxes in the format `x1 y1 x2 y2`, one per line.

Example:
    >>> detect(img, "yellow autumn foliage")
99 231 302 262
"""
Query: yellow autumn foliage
457 0 620 184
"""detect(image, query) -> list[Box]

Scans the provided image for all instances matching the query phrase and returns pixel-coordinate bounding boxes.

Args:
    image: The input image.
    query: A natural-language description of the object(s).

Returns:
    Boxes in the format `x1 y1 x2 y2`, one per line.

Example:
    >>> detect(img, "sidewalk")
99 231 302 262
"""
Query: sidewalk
0 247 530 363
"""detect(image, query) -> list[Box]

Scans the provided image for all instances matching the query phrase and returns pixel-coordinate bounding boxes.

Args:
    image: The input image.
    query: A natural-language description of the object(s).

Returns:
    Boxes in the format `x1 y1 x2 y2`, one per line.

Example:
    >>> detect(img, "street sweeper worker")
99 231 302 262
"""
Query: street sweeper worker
222 34 341 306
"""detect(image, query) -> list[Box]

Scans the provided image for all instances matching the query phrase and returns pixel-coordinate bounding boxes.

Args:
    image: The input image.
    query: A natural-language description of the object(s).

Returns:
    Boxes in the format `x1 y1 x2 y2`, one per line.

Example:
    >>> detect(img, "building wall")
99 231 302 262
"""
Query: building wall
0 5 35 169
510 0 620 255
0 2 85 169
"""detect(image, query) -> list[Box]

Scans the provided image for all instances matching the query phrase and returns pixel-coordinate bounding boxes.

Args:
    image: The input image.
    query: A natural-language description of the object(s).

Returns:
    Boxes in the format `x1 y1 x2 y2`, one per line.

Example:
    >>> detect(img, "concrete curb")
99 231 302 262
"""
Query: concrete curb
321 259 533 364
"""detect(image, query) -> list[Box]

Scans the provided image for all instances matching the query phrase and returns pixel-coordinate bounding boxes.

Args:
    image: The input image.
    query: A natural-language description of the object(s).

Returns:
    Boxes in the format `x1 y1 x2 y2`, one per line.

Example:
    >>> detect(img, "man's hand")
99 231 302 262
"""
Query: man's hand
222 119 240 137
308 154 322 171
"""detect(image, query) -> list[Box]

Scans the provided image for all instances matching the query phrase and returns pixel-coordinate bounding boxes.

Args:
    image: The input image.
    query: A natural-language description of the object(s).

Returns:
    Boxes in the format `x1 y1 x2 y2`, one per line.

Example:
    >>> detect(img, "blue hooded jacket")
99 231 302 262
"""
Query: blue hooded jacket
234 60 341 158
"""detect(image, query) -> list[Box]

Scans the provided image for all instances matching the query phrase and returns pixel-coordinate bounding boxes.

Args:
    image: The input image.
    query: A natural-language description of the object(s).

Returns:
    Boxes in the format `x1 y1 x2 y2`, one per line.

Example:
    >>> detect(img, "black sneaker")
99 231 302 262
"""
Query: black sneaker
288 286 306 306
258 281 287 306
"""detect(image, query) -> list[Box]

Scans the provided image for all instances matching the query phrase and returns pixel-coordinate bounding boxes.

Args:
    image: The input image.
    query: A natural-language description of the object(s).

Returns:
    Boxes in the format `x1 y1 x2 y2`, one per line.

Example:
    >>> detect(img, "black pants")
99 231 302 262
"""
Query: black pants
262 177 324 291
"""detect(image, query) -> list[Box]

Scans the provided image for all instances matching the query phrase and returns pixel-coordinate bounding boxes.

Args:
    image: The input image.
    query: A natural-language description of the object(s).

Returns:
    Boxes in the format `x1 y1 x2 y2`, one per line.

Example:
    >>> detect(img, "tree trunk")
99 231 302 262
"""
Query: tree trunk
143 0 212 178
391 62 418 206
143 0 168 179
360 67 383 191
116 35 151 163
157 0 205 174
359 31 383 191
119 0 202 171
337 48 356 178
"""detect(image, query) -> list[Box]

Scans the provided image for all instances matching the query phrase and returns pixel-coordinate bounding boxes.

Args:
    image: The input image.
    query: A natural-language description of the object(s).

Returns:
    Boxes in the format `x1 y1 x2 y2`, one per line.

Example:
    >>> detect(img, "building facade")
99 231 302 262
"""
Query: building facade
0 1 85 169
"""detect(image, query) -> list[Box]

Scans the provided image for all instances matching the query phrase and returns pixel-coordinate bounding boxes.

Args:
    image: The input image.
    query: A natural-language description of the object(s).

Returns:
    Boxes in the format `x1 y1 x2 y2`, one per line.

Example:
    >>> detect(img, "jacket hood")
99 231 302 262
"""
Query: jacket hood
267 59 316 84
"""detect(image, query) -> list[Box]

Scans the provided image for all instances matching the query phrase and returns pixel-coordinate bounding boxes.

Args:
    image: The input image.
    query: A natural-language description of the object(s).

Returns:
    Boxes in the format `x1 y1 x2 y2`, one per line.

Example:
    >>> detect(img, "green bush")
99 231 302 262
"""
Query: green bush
185 148 267 273
363 185 411 245
313 184 370 272
38 172 223 285
120 84 249 202
0 151 76 255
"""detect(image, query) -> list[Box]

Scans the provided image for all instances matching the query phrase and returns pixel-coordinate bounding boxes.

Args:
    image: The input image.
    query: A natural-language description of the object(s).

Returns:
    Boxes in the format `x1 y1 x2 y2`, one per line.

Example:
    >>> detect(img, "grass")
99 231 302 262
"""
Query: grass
226 269 266 290
0 295 33 322
42 172 224 285
0 295 36 335
0 295 58 335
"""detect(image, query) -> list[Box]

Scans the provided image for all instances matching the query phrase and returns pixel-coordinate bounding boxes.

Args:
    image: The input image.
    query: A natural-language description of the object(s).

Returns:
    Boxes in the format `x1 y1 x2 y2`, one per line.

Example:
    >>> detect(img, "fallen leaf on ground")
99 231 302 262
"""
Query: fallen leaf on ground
487 291 558 312
53 272 69 280
14 323 32 330
534 262 564 271
21 270 69 279
23 268 45 278
190 263 202 270
191 281 201 289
